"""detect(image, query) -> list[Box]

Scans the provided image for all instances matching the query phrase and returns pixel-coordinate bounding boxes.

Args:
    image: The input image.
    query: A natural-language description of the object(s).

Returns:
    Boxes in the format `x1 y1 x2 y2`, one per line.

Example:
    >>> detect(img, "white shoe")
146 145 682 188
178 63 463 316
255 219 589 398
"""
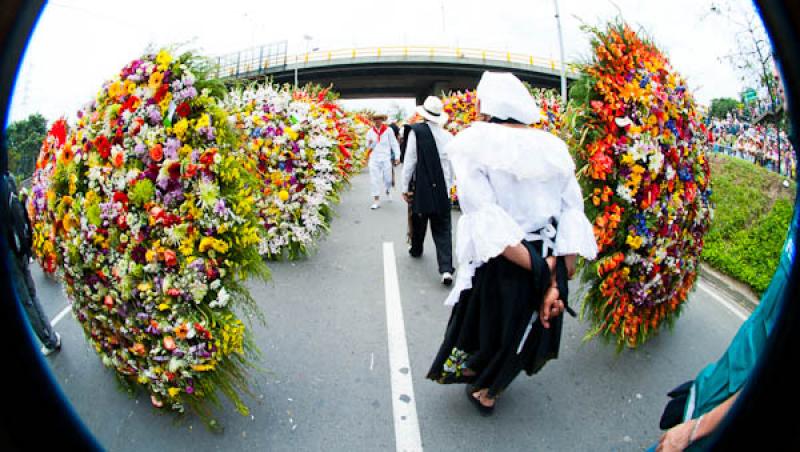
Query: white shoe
41 332 62 356
370 203 380 210
441 272 453 286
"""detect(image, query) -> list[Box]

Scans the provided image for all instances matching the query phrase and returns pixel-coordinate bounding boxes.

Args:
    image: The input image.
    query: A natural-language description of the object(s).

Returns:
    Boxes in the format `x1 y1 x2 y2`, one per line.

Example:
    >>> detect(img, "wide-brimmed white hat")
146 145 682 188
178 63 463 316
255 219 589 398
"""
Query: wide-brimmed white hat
416 96 449 126
476 71 542 125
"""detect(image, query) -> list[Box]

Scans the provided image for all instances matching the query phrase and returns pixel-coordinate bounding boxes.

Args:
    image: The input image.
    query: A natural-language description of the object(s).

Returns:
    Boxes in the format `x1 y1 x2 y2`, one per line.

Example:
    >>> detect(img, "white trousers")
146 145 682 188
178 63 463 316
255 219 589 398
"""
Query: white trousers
369 159 393 197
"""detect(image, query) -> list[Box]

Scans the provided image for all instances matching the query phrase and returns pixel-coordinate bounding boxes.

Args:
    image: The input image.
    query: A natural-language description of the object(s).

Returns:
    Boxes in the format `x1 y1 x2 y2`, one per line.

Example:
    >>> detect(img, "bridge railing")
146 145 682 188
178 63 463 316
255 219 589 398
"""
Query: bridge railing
215 45 581 79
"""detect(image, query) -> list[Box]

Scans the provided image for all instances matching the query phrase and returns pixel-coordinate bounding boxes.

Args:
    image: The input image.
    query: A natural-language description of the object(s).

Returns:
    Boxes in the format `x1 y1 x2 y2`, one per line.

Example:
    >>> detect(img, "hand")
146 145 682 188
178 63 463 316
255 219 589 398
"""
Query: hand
539 283 563 329
565 254 577 279
402 192 412 203
656 421 694 452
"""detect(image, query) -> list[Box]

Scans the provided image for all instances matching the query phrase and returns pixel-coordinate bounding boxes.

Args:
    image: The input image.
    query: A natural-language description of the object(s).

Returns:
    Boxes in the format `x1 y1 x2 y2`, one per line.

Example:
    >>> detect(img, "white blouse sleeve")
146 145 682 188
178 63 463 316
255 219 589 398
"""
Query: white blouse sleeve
554 175 598 260
400 131 417 192
444 158 526 306
454 161 525 266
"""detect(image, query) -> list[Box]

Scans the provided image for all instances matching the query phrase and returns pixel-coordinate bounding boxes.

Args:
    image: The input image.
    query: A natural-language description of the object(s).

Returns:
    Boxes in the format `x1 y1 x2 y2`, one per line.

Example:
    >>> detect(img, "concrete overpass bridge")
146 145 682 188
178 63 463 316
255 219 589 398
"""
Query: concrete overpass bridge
214 44 580 103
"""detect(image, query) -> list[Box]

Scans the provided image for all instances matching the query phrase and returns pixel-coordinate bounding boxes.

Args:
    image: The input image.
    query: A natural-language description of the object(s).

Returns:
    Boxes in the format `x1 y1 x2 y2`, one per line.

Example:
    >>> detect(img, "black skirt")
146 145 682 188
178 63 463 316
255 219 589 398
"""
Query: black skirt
425 240 569 397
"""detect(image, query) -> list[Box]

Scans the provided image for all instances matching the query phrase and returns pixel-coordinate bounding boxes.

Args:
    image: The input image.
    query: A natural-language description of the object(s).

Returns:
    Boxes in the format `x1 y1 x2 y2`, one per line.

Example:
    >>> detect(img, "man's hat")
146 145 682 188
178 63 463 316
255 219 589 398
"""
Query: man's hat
415 96 448 126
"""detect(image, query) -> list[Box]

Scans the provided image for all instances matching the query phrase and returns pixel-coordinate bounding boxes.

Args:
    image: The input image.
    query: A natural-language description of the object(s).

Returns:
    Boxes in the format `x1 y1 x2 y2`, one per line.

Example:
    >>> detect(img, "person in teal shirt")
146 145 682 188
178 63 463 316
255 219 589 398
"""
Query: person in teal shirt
654 206 796 451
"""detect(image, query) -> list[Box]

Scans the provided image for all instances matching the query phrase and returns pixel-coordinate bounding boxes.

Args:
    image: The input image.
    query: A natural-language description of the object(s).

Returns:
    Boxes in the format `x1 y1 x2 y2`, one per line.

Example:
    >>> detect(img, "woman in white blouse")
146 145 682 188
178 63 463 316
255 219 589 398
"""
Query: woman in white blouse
426 72 597 415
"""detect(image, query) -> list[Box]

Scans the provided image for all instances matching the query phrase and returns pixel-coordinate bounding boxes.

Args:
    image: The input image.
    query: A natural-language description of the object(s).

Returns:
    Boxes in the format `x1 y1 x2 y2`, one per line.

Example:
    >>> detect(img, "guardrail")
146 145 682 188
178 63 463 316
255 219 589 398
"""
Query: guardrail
214 45 581 79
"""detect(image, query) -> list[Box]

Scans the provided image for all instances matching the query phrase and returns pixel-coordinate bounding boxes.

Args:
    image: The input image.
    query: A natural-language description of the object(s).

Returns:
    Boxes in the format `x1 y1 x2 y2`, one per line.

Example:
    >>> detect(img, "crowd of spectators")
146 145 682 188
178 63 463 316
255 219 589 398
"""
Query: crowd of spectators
708 114 795 179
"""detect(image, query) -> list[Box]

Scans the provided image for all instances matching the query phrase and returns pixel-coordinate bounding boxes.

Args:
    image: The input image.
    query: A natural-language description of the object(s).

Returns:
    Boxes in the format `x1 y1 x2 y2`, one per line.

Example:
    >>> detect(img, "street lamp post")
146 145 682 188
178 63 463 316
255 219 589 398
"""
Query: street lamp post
553 0 568 105
295 34 313 87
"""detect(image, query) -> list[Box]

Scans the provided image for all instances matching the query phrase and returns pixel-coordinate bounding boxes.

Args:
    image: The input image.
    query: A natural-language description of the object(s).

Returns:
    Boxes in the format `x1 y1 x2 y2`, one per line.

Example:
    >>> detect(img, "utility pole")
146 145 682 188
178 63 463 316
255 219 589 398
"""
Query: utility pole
553 0 568 105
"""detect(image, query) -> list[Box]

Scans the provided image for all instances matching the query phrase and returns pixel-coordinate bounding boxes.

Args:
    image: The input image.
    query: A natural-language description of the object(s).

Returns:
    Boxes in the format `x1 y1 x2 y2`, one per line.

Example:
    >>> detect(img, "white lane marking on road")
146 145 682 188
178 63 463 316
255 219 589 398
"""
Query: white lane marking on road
370 352 375 371
50 305 72 327
697 281 748 322
382 242 423 452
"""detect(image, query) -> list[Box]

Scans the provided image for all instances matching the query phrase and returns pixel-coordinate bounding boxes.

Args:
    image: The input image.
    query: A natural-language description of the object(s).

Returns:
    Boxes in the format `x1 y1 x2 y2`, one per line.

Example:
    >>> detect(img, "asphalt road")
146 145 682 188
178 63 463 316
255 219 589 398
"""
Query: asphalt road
32 170 747 451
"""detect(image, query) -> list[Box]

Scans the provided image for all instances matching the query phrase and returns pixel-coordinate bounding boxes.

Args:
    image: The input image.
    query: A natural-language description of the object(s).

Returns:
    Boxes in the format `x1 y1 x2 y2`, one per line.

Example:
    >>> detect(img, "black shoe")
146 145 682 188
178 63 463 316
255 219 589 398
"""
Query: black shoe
408 247 422 258
465 385 494 416
441 272 453 286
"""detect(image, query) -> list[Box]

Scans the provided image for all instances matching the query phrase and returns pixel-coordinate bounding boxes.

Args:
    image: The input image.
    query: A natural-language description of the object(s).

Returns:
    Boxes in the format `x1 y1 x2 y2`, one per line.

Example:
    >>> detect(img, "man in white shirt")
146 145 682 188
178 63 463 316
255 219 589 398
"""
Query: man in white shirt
365 114 400 209
401 96 455 285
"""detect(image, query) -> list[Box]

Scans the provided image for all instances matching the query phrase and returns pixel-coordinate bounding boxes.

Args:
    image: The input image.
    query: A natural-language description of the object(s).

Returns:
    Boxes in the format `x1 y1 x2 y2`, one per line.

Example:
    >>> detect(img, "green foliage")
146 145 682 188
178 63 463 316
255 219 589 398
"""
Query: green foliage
5 113 47 180
709 97 741 119
128 179 155 207
702 154 796 293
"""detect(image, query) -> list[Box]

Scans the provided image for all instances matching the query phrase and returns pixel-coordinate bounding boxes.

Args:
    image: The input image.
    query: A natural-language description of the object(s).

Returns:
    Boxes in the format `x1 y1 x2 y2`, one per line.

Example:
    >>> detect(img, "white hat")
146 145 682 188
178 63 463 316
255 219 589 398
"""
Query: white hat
416 96 449 126
476 71 542 125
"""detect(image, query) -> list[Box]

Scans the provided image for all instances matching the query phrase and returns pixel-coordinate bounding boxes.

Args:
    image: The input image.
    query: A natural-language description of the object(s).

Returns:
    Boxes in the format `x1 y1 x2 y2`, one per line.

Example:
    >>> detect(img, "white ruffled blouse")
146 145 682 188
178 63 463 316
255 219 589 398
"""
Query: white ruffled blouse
444 122 598 306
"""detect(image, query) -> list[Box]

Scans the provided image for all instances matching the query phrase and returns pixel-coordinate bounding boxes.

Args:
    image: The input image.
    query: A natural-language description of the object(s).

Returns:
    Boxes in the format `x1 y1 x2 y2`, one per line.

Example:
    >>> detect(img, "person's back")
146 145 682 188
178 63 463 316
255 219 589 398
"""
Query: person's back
449 122 580 237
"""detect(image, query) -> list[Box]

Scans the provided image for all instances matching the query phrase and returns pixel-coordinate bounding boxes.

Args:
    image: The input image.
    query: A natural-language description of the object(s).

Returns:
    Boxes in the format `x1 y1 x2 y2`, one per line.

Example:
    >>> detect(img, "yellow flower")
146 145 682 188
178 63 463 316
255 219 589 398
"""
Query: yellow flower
137 375 149 384
158 303 170 311
626 234 643 250
124 80 136 95
173 118 188 140
195 113 210 131
168 387 181 398
149 71 164 91
137 282 152 293
285 127 299 141
108 81 123 99
146 249 157 263
278 190 289 202
198 237 229 254
191 363 215 372
158 92 172 114
62 213 77 232
155 50 172 69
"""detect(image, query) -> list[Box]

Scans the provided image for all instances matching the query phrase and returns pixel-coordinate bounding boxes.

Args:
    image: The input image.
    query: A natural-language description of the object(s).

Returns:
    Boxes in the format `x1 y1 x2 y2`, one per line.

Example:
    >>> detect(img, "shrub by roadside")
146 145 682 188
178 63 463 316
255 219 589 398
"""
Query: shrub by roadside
702 154 796 294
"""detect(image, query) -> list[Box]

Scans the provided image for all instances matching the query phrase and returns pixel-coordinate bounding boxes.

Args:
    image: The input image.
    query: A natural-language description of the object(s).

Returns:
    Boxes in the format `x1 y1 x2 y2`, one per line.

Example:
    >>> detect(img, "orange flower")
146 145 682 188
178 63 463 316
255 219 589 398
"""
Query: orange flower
150 144 163 162
174 323 189 340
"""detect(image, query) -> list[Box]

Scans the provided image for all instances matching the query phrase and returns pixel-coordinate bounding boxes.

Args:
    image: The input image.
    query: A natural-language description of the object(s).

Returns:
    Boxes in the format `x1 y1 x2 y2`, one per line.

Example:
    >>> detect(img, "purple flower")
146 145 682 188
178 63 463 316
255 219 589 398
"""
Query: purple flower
134 142 147 159
213 199 228 218
147 105 162 125
164 138 180 160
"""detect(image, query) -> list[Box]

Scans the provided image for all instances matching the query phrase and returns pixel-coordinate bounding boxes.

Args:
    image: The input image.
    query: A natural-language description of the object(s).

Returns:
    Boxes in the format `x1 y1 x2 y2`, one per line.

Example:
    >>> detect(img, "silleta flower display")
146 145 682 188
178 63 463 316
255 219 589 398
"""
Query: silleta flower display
225 84 368 259
568 22 713 349
28 51 370 425
32 50 269 423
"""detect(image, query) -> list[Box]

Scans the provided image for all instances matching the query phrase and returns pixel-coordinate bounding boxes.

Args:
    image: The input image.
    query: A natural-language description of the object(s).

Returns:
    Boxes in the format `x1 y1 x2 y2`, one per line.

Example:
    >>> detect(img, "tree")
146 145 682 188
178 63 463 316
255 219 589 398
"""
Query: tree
709 1 784 122
710 97 741 119
5 113 47 180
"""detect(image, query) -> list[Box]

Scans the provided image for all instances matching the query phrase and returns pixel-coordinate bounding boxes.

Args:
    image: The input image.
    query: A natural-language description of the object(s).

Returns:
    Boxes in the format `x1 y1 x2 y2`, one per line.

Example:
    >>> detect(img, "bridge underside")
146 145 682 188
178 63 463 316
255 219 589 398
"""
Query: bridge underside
226 59 576 103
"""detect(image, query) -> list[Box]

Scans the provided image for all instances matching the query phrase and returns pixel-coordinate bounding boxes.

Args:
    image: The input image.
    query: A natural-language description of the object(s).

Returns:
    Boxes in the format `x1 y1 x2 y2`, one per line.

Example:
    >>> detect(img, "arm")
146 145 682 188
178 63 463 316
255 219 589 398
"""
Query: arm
657 390 741 452
400 131 418 202
389 131 401 164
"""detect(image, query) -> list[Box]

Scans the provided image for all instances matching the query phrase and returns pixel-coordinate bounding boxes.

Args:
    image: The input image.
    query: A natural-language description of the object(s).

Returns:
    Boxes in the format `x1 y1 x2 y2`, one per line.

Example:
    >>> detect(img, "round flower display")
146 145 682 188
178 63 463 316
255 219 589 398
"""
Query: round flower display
43 50 268 421
568 22 713 349
226 84 357 259
29 118 69 275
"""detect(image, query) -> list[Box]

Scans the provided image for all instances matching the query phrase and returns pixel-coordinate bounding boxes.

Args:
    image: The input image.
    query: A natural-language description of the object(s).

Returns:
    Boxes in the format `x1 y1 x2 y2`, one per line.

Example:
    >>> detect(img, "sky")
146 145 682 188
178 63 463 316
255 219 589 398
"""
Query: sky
7 0 766 124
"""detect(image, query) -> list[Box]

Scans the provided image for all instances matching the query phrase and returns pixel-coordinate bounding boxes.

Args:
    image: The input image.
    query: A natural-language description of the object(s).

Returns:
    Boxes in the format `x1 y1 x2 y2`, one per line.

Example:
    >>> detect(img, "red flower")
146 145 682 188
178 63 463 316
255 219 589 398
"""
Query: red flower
163 249 178 267
168 161 181 179
94 135 111 159
176 102 191 118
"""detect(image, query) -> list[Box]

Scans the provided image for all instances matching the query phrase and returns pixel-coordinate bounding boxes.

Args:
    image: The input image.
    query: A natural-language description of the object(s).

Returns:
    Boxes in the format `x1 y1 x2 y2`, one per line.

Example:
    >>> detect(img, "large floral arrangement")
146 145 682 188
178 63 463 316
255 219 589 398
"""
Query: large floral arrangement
43 50 268 423
225 84 344 259
28 119 69 275
568 22 712 349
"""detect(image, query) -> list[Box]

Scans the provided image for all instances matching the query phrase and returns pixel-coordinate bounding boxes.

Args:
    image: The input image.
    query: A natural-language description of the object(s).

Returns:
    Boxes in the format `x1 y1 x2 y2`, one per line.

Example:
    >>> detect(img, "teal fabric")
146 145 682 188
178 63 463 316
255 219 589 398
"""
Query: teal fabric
685 206 797 450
